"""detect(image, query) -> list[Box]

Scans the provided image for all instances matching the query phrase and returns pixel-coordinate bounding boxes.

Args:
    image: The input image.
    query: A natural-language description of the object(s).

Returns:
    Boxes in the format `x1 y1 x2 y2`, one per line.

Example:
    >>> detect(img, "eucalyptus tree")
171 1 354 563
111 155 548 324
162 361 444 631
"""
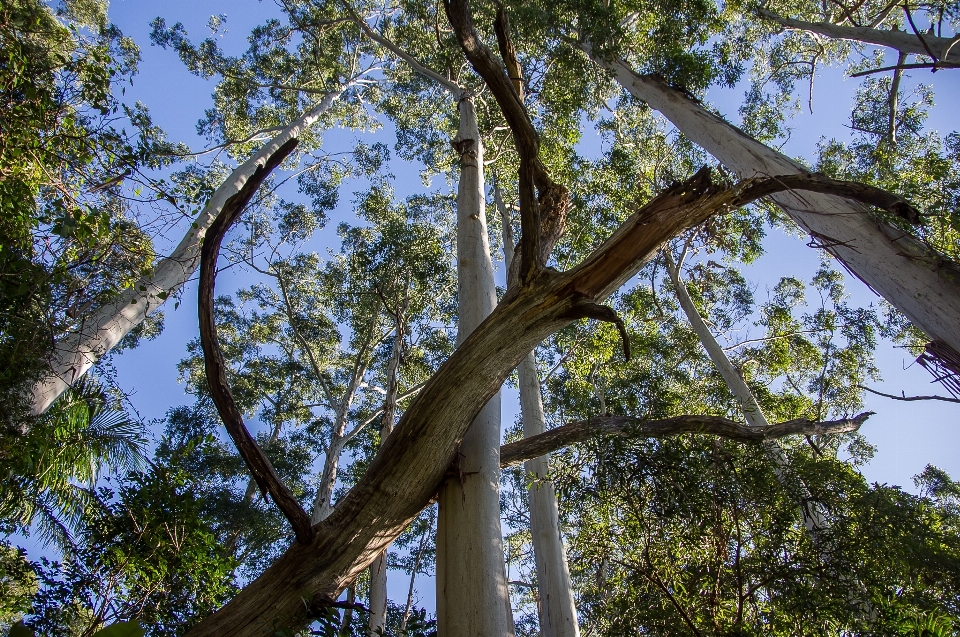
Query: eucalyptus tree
11 0 955 634
503 0 960 364
168 1 929 634
0 0 172 423
28 2 380 415
498 183 579 637
343 3 518 630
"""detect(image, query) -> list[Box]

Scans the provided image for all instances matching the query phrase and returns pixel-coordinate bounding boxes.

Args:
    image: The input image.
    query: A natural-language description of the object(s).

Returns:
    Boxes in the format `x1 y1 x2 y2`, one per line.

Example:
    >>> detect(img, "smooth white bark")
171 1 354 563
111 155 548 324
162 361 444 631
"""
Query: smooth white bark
663 250 827 534
663 249 877 622
436 98 515 637
499 185 579 637
30 90 344 415
369 317 405 637
757 8 960 61
518 354 580 637
597 53 960 358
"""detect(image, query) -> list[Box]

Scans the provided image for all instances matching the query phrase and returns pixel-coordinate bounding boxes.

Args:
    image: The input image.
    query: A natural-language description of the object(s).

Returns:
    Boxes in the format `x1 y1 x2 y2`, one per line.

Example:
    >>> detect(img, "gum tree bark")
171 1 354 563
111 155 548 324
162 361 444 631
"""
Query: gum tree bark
435 97 516 636
499 185 579 637
593 52 960 359
30 89 346 415
345 13 515 632
369 301 407 637
757 8 960 61
498 412 870 467
662 249 828 535
662 248 876 620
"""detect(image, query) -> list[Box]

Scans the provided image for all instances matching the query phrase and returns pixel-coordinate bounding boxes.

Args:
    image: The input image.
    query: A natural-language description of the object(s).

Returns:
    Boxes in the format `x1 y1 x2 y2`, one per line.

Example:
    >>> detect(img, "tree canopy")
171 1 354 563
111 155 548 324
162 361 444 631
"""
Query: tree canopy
1 0 959 635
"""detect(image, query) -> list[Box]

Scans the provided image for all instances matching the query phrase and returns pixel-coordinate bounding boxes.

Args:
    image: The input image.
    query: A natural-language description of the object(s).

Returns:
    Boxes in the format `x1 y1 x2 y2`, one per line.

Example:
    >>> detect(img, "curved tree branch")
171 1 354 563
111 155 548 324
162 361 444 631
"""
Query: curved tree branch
499 412 873 468
197 137 315 545
446 0 568 283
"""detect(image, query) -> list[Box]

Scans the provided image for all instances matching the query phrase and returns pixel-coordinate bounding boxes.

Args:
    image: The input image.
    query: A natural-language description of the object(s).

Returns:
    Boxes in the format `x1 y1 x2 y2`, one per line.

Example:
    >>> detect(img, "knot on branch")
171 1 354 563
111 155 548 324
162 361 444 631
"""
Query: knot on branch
451 137 478 166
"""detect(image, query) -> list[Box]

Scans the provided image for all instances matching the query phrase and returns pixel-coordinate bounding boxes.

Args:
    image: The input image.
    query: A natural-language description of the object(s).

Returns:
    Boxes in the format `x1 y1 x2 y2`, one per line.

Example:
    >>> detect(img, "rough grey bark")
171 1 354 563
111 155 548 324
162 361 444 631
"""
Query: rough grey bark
757 8 960 61
499 185 579 637
30 89 345 415
594 51 960 359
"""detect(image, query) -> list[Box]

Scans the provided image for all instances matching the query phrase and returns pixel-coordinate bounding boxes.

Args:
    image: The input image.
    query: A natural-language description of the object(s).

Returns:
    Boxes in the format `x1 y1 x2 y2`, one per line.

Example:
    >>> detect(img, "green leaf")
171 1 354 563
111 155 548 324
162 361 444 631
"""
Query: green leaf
90 622 145 637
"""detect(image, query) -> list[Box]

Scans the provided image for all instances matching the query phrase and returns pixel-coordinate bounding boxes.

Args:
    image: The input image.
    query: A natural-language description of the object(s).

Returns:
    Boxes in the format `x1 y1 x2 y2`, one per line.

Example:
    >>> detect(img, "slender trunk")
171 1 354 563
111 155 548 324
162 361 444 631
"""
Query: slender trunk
597 53 960 359
435 97 515 636
663 250 826 533
313 435 347 523
663 250 876 621
400 517 431 632
887 52 907 145
310 330 379 524
498 184 579 637
369 310 406 637
756 8 960 61
182 167 884 637
227 417 286 552
30 90 345 415
338 586 356 637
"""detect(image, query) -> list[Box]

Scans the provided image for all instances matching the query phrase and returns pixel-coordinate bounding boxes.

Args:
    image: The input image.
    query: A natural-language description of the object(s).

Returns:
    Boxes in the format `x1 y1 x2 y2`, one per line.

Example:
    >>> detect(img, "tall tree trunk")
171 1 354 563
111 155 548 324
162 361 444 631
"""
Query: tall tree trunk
594 52 960 359
435 97 515 636
663 249 876 621
30 90 345 415
181 167 902 637
499 184 579 637
369 305 407 637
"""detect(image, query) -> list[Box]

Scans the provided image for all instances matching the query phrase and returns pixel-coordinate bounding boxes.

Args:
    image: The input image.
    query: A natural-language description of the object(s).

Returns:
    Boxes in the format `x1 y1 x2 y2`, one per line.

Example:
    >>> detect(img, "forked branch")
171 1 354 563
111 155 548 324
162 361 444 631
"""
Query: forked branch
198 137 315 545
446 0 568 283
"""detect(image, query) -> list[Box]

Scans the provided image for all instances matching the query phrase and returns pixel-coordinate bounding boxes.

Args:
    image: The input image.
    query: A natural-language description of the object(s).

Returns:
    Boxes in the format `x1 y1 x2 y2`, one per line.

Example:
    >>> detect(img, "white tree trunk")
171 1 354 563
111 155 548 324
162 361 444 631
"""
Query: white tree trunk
757 8 960 61
369 316 406 637
664 250 878 625
517 354 580 637
30 90 344 415
662 250 828 534
435 98 515 637
499 185 579 637
597 54 960 358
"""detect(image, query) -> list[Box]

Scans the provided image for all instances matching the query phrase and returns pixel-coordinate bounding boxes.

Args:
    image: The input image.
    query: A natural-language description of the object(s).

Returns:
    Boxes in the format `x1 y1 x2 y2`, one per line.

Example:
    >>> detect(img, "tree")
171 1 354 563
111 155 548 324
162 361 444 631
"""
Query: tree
5 0 959 635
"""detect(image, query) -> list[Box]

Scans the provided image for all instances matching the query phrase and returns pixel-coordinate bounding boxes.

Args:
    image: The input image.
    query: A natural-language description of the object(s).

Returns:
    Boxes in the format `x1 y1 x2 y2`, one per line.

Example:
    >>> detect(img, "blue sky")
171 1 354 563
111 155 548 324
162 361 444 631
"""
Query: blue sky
71 0 960 615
